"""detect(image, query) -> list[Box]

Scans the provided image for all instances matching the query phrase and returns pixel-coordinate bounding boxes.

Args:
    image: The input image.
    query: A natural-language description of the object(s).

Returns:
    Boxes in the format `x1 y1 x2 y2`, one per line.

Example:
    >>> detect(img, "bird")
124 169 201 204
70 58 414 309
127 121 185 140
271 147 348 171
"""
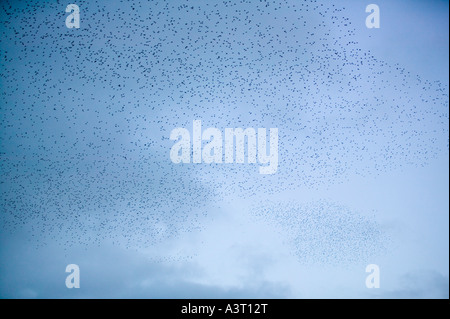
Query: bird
0 0 447 264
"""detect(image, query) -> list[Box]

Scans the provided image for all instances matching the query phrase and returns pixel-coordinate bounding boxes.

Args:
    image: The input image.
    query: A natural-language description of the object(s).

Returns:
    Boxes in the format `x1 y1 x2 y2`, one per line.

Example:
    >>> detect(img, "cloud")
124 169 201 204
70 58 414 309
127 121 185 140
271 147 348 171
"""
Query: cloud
0 236 291 299
368 270 449 299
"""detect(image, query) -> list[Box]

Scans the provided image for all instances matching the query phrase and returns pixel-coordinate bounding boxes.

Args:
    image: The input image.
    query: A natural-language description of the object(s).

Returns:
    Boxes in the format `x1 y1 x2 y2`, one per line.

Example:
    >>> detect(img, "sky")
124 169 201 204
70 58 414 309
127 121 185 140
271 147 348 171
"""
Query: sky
0 0 448 298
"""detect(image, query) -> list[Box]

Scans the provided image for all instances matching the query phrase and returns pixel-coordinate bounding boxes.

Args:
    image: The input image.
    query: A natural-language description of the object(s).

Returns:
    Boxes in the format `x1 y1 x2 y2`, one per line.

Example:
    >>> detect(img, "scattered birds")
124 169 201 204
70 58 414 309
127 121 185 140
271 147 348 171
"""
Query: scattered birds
0 0 447 262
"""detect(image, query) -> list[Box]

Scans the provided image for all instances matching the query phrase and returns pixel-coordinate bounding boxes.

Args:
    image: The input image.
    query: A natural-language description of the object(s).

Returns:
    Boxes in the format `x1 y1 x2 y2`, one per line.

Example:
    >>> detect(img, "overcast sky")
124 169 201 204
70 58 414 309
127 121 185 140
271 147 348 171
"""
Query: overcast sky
0 0 448 298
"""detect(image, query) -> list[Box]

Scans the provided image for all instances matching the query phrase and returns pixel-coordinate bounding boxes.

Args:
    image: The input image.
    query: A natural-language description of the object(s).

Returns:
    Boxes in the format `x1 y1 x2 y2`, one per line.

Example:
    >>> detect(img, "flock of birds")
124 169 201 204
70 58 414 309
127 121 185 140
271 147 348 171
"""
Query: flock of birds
251 199 388 264
0 0 448 262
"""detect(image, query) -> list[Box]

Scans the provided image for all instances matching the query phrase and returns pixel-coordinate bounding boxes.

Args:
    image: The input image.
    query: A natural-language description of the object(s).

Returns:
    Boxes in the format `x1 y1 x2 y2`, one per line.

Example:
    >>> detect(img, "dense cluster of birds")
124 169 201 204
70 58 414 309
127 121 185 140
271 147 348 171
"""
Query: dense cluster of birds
0 0 447 262
251 199 388 264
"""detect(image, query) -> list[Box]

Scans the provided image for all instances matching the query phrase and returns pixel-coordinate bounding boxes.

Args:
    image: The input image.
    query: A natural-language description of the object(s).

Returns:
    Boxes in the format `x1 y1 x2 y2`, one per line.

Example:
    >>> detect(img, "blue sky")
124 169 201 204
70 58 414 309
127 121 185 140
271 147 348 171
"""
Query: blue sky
0 0 448 298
